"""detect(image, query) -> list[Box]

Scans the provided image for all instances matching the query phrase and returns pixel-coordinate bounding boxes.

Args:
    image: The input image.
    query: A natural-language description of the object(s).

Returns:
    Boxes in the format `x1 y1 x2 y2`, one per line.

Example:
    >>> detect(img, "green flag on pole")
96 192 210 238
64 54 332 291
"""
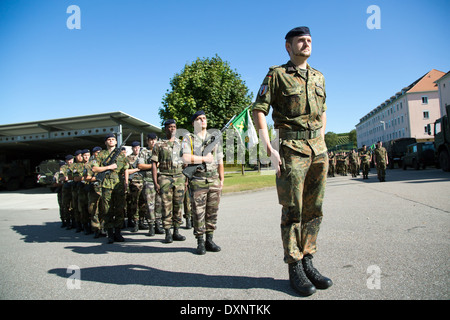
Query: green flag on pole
230 106 258 149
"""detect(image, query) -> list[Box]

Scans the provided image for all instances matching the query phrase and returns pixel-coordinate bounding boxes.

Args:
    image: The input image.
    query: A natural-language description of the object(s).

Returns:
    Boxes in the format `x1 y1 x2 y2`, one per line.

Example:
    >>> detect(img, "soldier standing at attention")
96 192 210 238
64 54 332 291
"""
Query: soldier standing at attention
152 120 186 243
138 133 165 236
78 149 92 234
252 26 332 296
125 141 144 232
359 145 371 179
182 111 224 255
374 141 388 182
92 133 129 244
85 146 104 238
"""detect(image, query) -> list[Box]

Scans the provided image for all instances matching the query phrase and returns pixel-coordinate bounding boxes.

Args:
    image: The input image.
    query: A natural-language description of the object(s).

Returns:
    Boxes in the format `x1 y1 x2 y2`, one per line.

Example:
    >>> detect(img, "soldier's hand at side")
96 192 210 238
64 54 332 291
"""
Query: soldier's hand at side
155 183 160 194
108 163 118 170
270 148 282 178
204 153 214 163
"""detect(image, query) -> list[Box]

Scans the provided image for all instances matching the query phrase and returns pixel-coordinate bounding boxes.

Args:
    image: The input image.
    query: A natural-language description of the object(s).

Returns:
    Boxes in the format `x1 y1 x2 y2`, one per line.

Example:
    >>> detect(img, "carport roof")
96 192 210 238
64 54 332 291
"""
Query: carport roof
0 111 162 157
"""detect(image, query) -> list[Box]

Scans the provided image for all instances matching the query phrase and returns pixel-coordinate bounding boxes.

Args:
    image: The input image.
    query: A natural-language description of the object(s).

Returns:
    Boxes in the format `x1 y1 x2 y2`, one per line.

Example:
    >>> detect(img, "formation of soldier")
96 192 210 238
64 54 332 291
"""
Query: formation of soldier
327 141 387 181
51 111 223 255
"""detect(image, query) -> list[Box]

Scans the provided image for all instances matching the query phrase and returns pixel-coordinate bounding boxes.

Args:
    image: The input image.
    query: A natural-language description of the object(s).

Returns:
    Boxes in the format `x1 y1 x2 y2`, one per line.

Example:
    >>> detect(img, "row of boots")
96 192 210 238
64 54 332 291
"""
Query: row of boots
288 254 333 296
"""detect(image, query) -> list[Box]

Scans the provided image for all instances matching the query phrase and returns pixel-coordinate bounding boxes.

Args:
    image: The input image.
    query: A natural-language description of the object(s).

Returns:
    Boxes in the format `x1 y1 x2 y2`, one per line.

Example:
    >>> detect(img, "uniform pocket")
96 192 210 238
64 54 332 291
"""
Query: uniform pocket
282 86 305 117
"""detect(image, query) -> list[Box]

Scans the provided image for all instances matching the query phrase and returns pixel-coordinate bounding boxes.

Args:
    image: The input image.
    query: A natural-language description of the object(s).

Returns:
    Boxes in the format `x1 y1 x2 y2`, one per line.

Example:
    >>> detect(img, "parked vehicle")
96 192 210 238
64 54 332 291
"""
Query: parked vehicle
385 137 417 169
402 142 437 170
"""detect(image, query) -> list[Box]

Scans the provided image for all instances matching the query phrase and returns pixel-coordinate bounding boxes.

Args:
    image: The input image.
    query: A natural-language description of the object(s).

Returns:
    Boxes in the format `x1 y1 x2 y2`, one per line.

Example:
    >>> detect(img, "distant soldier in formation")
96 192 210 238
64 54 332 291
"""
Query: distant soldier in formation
182 110 224 255
359 145 371 179
85 146 104 238
373 141 388 182
349 149 358 177
125 141 144 232
61 155 74 229
138 133 165 236
92 133 129 244
328 151 335 177
152 120 186 243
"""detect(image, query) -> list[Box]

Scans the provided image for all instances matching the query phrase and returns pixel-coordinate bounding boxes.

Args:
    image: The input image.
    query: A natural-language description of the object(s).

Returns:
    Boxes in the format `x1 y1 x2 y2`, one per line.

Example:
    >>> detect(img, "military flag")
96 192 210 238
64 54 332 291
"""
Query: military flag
230 106 258 149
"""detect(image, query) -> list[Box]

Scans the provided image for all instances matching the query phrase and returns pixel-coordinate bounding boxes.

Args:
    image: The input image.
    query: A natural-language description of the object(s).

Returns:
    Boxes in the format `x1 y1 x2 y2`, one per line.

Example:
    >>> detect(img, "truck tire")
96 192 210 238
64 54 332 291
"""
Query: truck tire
439 150 450 172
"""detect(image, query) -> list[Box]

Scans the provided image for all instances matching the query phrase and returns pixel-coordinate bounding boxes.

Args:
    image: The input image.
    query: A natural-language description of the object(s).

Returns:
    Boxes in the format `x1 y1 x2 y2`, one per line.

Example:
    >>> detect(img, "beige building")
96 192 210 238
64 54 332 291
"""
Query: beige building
436 71 450 117
356 69 446 147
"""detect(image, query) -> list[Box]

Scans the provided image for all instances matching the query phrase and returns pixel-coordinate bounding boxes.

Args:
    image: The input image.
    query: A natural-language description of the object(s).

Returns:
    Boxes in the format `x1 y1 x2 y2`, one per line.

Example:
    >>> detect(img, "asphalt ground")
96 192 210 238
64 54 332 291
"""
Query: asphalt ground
0 168 449 306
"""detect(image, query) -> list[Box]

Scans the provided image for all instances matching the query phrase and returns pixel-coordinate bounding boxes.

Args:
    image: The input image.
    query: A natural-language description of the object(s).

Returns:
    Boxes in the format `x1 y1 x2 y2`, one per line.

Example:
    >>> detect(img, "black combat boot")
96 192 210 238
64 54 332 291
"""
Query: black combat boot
75 222 82 233
196 236 206 255
185 218 192 229
164 229 173 243
138 219 148 230
114 228 125 242
131 219 139 233
155 221 165 234
302 254 333 289
205 233 221 252
107 228 115 244
61 220 67 228
84 223 92 235
173 227 186 241
147 223 155 237
288 260 316 296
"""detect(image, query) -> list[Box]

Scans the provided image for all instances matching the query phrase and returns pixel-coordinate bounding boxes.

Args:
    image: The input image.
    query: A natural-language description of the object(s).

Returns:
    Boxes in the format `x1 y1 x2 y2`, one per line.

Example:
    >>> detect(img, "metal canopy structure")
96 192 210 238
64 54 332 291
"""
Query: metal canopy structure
0 111 162 159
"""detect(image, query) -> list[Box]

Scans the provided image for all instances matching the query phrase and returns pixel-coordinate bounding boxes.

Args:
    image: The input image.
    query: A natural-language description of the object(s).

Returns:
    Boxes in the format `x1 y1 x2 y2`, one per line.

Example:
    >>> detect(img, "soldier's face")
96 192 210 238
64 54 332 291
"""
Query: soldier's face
76 154 83 162
287 35 312 58
66 159 74 165
82 153 90 162
193 115 207 132
165 124 177 138
132 145 140 155
147 138 157 149
105 137 117 148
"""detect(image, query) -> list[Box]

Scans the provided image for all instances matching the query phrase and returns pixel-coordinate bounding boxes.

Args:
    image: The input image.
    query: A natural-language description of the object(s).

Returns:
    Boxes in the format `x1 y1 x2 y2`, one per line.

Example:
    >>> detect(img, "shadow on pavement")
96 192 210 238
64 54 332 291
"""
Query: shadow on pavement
48 264 294 296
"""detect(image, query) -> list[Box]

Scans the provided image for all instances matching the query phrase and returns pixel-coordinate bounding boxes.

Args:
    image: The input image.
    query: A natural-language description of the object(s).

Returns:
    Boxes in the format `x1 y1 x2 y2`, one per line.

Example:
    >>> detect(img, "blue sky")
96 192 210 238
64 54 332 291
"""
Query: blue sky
0 0 449 134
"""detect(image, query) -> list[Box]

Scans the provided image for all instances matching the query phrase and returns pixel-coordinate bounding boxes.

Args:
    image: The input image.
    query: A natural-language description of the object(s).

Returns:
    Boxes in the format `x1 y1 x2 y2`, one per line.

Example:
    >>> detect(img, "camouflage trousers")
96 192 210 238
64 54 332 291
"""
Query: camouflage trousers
78 184 90 224
142 179 160 223
276 146 328 264
376 162 387 180
72 185 80 223
158 173 186 229
88 184 103 231
102 182 126 229
361 162 370 177
61 184 73 222
189 177 221 238
127 179 143 221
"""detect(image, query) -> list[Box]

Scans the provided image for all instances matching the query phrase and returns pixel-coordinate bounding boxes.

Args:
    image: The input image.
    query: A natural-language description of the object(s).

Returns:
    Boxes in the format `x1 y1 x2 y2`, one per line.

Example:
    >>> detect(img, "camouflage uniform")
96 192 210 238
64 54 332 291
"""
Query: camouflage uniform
93 150 129 230
137 147 162 225
349 151 358 177
374 146 388 181
126 152 144 223
69 161 84 229
182 132 223 237
60 163 73 228
151 138 186 229
85 158 103 233
252 61 328 264
359 149 371 179
328 152 335 177
78 162 91 232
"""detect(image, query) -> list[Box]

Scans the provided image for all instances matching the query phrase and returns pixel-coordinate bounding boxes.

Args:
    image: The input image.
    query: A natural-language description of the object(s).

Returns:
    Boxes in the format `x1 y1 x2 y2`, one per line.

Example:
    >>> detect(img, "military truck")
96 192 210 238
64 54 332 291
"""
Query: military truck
432 105 450 172
0 158 36 191
36 159 63 191
384 137 417 169
402 142 437 170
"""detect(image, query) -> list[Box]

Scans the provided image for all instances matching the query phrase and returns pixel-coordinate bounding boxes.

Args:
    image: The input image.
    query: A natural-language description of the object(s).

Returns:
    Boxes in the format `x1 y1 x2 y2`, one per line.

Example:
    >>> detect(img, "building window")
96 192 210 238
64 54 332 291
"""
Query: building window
422 96 428 104
423 111 429 119
424 126 428 133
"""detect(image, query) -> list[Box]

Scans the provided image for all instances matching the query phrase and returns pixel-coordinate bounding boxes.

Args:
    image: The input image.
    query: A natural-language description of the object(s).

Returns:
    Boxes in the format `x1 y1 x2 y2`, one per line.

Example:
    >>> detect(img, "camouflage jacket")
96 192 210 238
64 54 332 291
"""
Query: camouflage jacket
93 149 129 189
252 61 327 156
126 152 143 182
359 150 371 164
181 132 223 182
374 147 387 164
137 148 154 181
151 138 183 175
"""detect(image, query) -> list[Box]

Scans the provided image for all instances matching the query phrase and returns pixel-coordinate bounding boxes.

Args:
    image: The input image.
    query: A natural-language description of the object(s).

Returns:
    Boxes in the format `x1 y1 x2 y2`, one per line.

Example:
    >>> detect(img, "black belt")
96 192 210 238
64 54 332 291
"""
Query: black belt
279 129 321 140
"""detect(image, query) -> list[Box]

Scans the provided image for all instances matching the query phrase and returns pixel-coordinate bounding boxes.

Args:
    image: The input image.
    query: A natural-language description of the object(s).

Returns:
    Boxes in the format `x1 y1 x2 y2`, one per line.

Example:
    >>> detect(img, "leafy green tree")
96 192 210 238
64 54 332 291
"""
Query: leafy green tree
324 131 339 149
348 129 357 147
160 55 253 131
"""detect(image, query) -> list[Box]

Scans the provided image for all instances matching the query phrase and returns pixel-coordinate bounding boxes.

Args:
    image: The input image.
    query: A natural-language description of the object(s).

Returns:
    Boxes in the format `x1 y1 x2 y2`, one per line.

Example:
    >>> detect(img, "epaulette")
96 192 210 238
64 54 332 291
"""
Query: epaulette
269 65 281 70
